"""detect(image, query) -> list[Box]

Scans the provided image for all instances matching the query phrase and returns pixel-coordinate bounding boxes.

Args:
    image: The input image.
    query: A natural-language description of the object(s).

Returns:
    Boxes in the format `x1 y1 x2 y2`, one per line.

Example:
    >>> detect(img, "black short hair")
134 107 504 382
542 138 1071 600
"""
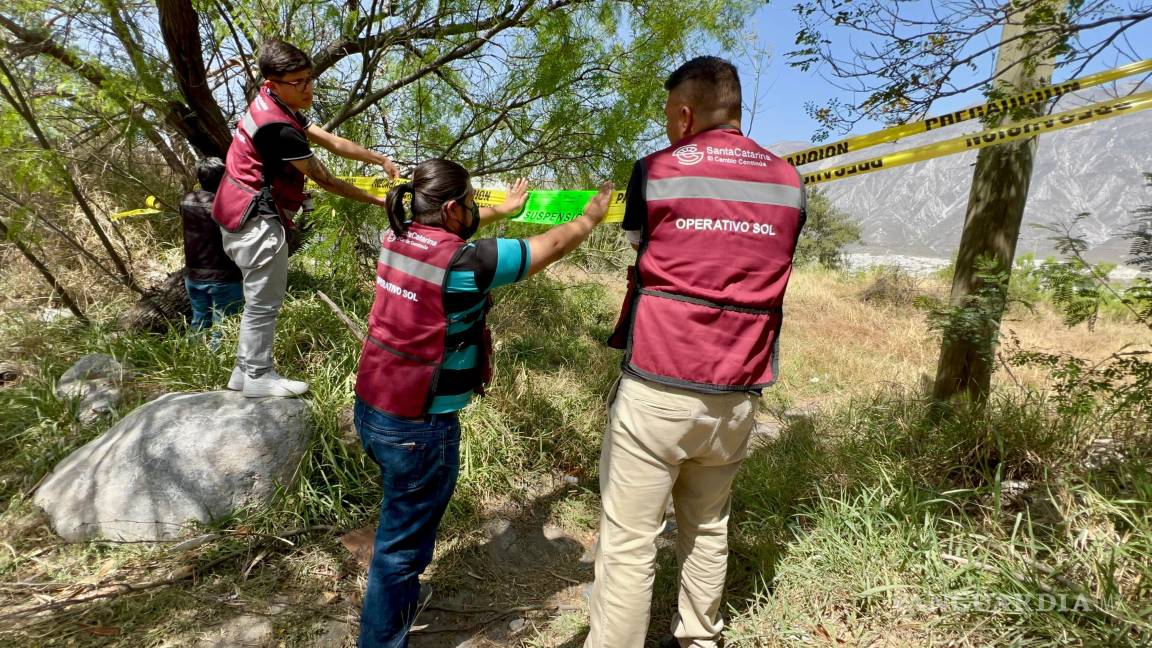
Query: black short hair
664 56 742 118
258 39 313 78
196 157 226 193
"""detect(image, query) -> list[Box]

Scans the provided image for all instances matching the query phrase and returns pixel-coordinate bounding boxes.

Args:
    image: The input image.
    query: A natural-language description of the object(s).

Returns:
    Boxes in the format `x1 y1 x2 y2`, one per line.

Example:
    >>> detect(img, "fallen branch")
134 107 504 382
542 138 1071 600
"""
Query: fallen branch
0 550 236 622
410 604 557 634
0 526 338 622
317 290 366 342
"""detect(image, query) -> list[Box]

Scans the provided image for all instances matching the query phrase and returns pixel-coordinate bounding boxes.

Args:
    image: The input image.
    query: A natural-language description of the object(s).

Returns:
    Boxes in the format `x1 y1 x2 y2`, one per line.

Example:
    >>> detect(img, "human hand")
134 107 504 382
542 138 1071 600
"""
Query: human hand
582 181 614 225
491 177 529 218
381 156 399 180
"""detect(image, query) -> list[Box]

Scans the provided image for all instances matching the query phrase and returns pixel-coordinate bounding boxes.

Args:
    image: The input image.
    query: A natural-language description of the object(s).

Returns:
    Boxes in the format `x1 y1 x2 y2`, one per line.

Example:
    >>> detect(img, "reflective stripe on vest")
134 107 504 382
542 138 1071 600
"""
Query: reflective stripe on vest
646 176 803 209
238 112 259 139
622 128 805 391
378 247 449 286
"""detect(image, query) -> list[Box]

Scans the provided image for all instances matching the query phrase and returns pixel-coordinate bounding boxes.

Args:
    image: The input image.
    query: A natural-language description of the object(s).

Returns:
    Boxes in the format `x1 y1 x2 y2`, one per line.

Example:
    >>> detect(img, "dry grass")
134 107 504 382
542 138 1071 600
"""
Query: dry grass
0 207 180 318
2 257 1149 647
772 267 1151 408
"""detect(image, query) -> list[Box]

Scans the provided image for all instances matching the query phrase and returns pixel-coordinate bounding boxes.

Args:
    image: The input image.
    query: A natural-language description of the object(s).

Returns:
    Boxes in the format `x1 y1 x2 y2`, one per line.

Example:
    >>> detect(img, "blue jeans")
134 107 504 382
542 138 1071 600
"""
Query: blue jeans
354 399 461 648
185 278 244 348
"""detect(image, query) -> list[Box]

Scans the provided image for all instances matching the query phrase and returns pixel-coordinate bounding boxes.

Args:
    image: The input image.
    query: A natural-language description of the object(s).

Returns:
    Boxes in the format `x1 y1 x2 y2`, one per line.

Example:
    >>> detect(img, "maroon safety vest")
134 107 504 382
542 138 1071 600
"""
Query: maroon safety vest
212 87 308 232
355 224 493 418
610 127 806 390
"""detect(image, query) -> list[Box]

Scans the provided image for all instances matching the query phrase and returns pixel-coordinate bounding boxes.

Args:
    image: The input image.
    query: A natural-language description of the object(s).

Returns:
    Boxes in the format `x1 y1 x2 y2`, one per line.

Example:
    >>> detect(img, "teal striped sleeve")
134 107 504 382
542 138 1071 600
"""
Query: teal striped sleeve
490 238 531 289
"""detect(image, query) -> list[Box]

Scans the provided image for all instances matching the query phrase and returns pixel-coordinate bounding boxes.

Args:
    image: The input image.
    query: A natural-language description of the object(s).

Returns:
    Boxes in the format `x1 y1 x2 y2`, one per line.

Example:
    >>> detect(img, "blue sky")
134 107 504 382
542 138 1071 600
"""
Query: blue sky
728 3 1152 147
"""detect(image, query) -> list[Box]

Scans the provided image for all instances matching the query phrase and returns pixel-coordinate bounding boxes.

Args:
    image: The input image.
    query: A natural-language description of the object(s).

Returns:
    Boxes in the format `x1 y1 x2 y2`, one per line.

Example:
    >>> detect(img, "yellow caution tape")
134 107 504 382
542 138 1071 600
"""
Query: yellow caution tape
117 80 1150 220
110 195 161 221
317 177 628 224
802 91 1152 186
787 59 1152 167
109 208 160 220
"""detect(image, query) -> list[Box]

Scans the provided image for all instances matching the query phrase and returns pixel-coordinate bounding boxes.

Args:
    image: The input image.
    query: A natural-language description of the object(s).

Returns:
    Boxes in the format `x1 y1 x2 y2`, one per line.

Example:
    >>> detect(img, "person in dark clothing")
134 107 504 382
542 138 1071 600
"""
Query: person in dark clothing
181 157 243 348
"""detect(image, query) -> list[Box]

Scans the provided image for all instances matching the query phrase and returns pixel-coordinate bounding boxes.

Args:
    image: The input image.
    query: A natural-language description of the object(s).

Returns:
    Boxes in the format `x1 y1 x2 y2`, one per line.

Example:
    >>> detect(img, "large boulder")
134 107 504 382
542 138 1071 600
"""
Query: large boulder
34 391 314 541
55 353 127 422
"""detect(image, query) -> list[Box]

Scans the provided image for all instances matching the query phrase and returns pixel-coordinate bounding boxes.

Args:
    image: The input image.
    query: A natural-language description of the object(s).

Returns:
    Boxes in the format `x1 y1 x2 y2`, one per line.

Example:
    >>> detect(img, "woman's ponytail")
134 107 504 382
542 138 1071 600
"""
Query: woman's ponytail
384 159 470 237
385 182 414 236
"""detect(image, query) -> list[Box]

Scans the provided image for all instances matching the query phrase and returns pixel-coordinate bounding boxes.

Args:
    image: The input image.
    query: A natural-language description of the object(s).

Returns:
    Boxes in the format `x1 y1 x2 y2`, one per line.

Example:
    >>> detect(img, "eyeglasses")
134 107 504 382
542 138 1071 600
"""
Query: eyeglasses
272 76 316 90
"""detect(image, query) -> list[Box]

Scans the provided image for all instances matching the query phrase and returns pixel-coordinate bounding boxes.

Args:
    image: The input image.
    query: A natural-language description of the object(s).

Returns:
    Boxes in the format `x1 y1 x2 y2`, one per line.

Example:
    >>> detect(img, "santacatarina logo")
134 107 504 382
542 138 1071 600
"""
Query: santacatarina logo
672 144 704 165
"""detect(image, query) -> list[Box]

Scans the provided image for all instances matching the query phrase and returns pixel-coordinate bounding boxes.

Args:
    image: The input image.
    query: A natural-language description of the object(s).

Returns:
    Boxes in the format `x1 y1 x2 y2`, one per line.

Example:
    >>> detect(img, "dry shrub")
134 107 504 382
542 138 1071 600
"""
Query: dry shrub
860 266 932 306
0 203 178 320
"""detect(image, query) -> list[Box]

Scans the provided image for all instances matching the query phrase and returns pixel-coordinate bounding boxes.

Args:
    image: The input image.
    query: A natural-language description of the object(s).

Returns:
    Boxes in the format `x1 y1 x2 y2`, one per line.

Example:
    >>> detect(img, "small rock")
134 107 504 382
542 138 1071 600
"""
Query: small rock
55 354 126 398
542 524 568 541
38 308 74 323
55 354 128 421
508 617 526 633
1084 437 1125 470
189 615 273 648
562 475 579 486
1000 480 1029 496
306 619 352 647
0 362 20 386
484 518 518 556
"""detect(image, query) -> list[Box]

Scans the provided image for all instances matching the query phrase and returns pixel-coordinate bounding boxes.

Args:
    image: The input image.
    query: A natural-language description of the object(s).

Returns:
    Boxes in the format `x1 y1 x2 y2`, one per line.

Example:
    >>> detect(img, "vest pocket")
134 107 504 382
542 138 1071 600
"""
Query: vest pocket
629 293 782 388
355 335 438 418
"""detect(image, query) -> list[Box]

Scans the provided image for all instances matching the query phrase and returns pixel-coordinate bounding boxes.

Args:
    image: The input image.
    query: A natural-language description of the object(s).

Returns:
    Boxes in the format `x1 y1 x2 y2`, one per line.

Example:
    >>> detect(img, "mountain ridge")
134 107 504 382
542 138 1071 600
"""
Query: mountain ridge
771 88 1152 263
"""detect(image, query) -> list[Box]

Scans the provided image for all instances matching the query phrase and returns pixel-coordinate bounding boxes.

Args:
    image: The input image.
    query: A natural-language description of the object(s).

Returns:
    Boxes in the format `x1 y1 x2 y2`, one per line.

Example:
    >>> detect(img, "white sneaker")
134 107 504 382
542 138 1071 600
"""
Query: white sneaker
226 367 246 391
243 371 309 398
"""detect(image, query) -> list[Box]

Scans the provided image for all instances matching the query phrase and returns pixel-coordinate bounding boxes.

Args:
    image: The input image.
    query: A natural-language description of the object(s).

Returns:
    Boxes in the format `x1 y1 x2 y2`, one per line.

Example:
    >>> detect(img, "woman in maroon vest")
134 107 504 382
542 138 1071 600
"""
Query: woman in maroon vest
353 158 612 647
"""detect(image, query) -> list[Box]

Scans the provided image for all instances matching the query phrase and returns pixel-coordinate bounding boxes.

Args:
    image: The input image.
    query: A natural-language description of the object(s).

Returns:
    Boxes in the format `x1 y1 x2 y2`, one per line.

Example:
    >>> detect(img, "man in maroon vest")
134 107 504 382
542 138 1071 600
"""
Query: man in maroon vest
587 57 807 647
213 39 399 398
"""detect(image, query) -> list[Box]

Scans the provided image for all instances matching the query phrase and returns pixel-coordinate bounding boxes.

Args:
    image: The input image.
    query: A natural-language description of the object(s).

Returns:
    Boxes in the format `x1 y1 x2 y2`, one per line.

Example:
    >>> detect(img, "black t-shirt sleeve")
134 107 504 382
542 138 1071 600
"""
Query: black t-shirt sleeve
621 159 646 232
253 123 313 166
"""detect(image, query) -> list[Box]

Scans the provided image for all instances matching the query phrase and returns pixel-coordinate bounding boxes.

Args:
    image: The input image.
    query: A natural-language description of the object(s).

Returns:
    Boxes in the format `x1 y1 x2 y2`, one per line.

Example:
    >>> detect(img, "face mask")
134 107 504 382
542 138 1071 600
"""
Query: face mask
458 201 480 240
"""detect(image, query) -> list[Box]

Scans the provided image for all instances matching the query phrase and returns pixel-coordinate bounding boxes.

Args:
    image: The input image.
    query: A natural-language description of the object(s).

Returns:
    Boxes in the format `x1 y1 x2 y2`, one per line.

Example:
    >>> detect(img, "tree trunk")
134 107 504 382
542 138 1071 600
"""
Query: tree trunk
931 3 1064 405
120 268 191 333
156 0 233 158
0 217 88 324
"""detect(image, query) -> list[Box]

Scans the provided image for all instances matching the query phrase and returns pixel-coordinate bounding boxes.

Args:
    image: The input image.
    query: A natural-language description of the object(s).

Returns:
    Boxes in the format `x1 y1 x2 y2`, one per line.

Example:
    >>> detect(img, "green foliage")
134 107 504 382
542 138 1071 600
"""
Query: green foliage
1 0 761 311
1125 173 1152 272
727 390 1152 646
921 255 1012 363
1011 250 1127 328
1011 340 1152 424
794 188 861 269
1008 191 1152 428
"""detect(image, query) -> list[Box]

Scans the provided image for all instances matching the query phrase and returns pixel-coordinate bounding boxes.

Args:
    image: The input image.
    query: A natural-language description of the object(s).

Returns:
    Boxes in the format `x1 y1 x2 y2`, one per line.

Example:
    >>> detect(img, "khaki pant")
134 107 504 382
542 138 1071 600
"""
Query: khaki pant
586 375 758 648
